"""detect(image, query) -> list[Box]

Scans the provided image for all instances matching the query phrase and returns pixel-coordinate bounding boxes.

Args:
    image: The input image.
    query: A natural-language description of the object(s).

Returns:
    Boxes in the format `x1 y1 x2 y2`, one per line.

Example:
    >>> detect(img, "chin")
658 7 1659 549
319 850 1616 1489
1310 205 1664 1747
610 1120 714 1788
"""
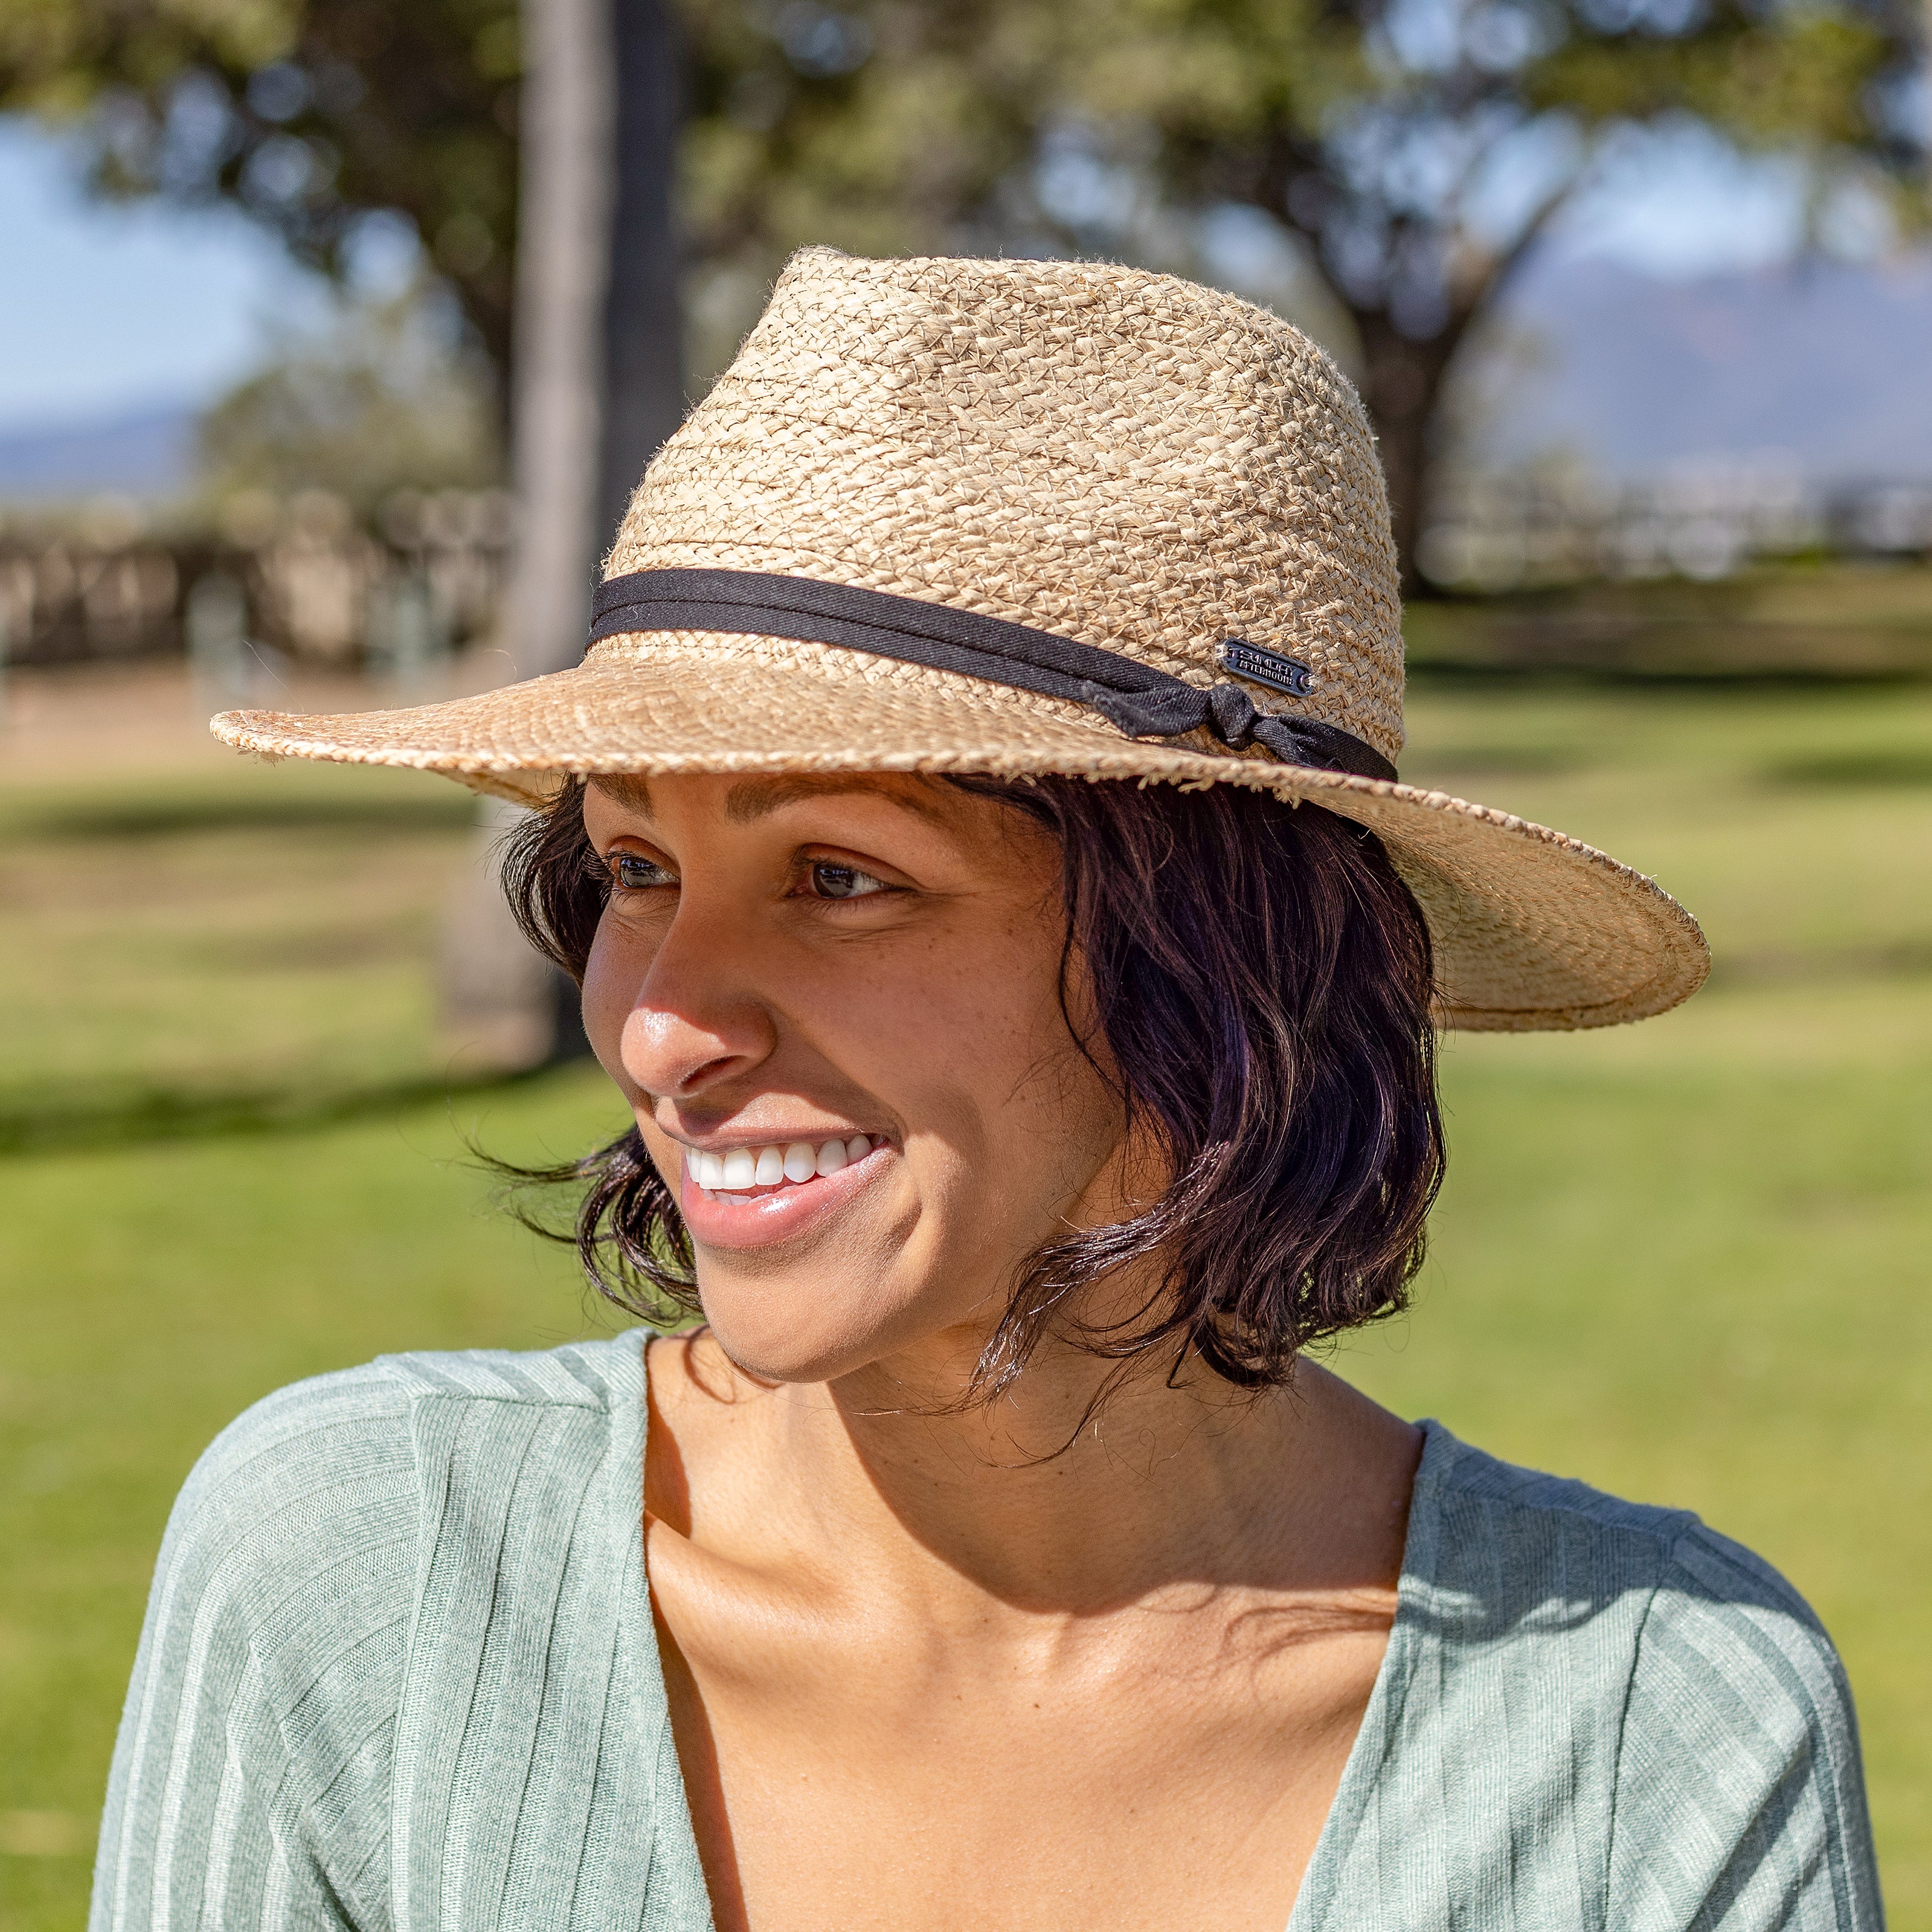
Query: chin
692 1260 967 1389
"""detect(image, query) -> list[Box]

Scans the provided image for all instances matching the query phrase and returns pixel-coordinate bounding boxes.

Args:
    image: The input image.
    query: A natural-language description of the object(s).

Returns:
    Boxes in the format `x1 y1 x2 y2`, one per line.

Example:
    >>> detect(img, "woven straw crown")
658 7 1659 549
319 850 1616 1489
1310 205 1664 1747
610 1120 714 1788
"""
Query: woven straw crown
214 247 1709 1031
601 247 1405 764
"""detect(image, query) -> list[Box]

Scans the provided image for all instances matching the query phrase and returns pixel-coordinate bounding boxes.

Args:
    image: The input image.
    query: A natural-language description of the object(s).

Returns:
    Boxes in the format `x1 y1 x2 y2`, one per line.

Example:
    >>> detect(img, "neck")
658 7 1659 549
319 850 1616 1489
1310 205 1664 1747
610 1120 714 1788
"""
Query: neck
652 1317 1421 1619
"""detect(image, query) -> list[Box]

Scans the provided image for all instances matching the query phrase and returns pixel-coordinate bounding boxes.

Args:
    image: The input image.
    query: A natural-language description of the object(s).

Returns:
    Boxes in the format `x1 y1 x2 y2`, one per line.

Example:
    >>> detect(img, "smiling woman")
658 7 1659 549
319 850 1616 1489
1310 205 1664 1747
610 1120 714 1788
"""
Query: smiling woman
502 769 1439 1402
94 251 1880 1932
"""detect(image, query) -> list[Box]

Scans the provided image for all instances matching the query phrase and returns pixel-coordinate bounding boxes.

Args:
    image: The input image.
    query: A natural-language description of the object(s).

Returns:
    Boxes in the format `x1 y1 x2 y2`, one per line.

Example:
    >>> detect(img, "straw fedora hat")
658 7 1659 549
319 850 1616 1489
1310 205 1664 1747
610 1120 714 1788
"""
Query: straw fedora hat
214 247 1707 1031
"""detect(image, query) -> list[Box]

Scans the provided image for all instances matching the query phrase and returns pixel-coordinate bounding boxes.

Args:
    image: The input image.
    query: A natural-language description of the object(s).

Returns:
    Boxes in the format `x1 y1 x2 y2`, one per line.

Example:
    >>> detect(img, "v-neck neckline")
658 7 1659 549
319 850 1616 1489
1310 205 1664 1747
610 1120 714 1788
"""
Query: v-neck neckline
628 1331 1449 1932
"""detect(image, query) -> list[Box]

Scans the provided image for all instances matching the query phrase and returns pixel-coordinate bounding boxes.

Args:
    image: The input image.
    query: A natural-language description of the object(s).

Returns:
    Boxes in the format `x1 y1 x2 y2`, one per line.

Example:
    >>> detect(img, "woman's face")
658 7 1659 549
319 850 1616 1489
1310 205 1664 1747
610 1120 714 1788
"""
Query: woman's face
578 773 1129 1384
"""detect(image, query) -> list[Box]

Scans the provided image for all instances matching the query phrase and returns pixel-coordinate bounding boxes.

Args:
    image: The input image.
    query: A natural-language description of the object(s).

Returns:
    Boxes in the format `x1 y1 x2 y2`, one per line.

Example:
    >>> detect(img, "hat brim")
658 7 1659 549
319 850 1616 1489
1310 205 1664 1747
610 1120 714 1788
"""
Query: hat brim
212 633 1708 1032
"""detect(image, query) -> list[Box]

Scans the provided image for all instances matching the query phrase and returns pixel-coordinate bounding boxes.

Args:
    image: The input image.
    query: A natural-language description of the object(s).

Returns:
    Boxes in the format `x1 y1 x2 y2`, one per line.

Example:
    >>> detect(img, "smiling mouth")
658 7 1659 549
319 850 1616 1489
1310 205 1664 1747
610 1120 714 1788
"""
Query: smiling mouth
685 1134 880 1201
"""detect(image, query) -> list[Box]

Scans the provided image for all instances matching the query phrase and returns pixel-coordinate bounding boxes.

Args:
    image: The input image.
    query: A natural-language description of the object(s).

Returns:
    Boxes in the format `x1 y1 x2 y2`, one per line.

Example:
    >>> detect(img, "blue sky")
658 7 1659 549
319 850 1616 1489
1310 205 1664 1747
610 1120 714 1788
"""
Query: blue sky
0 119 333 431
0 111 1824 437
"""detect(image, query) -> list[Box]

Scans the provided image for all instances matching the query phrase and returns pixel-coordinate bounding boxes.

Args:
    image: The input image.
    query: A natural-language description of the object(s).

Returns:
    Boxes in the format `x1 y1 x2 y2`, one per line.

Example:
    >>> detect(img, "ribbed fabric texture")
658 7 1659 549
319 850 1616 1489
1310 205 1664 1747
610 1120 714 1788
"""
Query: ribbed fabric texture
92 1334 1884 1931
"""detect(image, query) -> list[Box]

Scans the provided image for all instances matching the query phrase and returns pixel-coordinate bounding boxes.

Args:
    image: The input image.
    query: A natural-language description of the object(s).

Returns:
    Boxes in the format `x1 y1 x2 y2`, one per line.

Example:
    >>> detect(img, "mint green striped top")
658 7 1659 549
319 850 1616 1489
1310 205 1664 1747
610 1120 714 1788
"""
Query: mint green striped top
91 1334 1884 1930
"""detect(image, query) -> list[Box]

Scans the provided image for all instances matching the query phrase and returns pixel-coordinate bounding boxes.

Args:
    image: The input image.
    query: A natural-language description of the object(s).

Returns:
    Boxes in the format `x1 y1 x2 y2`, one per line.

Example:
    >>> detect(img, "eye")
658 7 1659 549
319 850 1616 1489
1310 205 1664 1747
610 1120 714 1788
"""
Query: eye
809 860 888 900
608 849 678 892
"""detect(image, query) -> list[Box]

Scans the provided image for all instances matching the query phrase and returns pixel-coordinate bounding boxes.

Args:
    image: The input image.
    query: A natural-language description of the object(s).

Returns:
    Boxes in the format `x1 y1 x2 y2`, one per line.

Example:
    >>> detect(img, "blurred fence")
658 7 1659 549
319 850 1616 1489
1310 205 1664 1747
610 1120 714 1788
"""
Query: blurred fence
0 487 514 676
9 471 1932 689
1420 469 1932 591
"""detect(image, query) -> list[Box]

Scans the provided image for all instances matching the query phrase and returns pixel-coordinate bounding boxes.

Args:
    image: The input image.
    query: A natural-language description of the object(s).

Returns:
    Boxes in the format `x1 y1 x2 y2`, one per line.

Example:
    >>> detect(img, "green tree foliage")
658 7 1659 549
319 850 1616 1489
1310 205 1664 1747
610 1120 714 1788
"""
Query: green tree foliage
0 0 522 378
681 0 1925 576
5 0 1922 576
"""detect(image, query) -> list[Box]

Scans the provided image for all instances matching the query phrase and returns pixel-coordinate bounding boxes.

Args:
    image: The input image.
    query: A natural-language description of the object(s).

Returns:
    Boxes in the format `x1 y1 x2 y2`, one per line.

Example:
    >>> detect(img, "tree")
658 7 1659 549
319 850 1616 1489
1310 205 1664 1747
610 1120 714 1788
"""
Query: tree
457 0 680 1068
7 0 1922 581
1 0 524 394
1069 0 1929 580
2 0 677 558
675 0 1927 581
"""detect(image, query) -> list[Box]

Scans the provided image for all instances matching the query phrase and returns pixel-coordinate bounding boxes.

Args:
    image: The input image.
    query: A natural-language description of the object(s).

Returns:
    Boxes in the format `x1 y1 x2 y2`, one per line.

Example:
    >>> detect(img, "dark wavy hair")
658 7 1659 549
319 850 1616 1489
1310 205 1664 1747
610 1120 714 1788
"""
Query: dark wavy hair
501 773 1444 1397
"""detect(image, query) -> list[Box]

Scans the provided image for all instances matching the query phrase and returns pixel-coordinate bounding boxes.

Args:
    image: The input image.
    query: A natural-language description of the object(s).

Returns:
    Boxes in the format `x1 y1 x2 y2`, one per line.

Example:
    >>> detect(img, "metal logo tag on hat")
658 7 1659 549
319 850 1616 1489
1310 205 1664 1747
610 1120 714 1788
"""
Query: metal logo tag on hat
1217 641 1314 698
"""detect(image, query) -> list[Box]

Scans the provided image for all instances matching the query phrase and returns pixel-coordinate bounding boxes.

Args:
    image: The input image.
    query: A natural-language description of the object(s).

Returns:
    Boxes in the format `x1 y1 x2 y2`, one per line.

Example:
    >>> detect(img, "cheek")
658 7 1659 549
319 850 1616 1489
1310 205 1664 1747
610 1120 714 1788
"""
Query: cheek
838 923 1116 1192
580 915 647 1081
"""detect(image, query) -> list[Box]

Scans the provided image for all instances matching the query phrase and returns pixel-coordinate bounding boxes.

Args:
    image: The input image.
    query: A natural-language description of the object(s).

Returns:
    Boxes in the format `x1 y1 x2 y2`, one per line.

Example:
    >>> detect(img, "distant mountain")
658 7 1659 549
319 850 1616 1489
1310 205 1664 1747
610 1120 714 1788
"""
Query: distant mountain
1471 252 1932 484
0 402 196 502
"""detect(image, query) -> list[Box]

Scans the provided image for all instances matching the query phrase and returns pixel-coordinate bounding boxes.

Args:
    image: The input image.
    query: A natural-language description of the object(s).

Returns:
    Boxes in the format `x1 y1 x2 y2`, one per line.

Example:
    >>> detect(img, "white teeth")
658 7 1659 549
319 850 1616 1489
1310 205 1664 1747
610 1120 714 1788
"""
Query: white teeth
691 1134 883 1195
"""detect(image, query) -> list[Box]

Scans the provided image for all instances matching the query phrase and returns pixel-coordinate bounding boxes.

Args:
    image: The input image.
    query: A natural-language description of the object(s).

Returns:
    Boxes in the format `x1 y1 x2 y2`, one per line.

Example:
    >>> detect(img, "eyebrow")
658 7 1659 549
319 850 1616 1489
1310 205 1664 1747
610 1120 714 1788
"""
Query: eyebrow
587 773 656 815
586 771 956 830
721 775 954 827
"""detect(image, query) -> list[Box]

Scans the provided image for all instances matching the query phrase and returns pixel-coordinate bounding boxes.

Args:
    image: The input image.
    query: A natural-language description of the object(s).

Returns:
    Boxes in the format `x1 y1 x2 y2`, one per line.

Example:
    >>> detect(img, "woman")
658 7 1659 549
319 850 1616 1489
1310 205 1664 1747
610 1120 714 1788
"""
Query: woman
95 251 1879 1931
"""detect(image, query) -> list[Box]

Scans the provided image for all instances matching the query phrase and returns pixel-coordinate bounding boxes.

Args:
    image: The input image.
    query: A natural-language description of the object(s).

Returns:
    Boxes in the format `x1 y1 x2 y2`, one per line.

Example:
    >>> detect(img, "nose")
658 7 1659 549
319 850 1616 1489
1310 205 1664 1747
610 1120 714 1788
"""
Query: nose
615 892 778 1102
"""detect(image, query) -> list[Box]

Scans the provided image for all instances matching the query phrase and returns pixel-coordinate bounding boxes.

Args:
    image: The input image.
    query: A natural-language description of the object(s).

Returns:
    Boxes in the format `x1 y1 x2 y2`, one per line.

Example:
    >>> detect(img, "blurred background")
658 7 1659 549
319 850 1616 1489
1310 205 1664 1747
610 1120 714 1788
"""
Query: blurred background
1 0 1929 1924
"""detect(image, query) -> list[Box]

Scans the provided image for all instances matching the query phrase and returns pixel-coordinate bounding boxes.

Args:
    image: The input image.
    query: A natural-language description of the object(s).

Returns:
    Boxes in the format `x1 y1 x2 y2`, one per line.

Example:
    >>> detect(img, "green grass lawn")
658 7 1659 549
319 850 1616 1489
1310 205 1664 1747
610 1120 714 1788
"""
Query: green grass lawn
1405 558 1932 677
2 678 1930 1929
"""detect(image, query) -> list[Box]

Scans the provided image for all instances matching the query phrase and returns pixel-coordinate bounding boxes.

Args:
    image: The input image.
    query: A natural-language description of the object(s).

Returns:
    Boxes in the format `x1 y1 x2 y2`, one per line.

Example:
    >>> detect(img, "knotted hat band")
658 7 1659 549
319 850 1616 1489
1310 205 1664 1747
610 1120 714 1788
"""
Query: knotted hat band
589 568 1398 783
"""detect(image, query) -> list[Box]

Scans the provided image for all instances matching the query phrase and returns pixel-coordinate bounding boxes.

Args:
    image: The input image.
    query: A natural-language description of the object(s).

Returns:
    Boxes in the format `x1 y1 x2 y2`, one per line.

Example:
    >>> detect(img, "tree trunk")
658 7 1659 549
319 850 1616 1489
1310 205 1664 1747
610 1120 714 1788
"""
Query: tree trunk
1350 315 1461 594
440 0 683 1072
510 0 616 686
600 0 685 546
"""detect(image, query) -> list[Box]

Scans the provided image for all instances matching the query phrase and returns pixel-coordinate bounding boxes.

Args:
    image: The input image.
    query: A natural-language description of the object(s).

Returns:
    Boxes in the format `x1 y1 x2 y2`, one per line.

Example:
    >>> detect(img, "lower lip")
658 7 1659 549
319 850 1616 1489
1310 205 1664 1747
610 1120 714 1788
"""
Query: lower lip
676 1144 892 1251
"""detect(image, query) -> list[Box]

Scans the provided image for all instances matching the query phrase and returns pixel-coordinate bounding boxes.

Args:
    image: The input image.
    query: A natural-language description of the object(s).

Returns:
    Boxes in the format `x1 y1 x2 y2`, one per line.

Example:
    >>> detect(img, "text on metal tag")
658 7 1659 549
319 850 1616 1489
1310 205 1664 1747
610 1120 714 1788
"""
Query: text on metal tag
1217 639 1313 697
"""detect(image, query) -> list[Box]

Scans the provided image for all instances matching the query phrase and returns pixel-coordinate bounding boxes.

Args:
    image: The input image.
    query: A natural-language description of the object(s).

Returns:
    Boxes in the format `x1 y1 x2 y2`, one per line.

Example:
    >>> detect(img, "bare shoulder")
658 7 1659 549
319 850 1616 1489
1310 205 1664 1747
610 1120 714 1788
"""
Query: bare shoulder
1277 1360 1425 1598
